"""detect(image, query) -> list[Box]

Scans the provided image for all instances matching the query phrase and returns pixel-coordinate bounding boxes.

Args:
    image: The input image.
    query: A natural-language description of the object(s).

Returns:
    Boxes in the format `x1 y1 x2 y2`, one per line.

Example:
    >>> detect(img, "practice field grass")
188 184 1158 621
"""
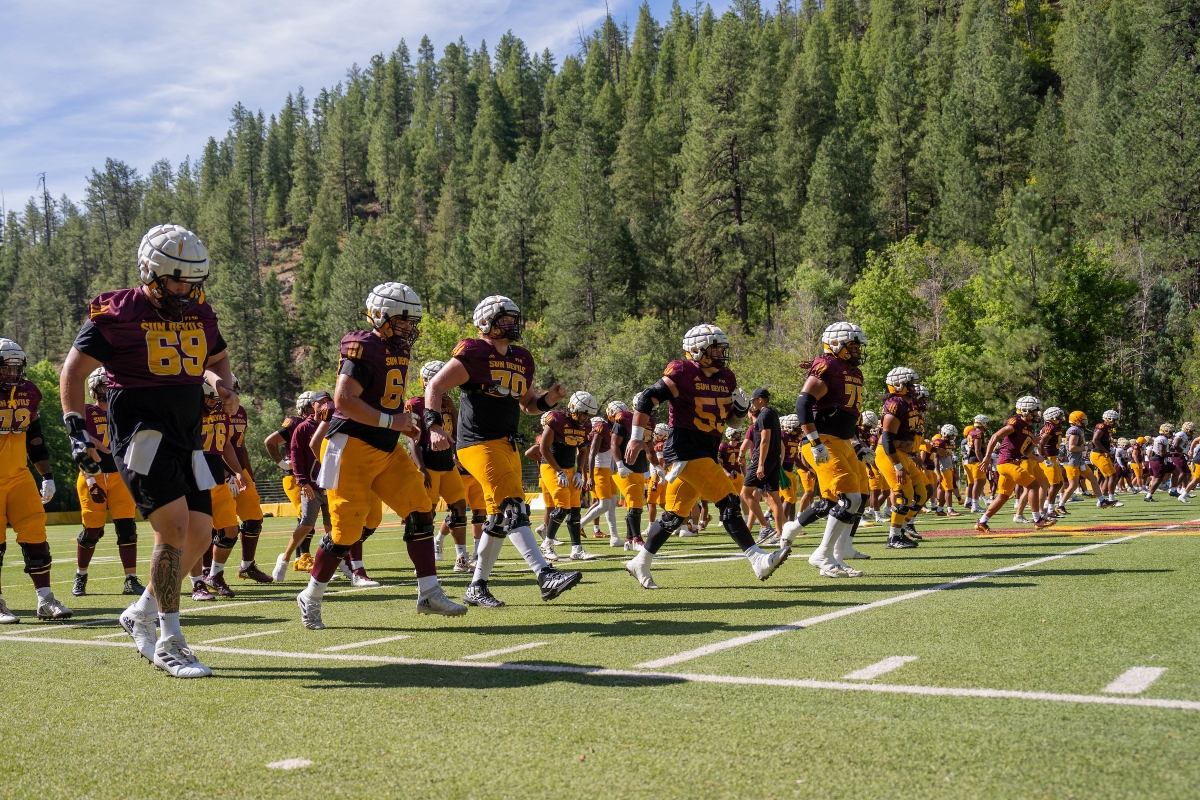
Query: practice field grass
2 497 1199 799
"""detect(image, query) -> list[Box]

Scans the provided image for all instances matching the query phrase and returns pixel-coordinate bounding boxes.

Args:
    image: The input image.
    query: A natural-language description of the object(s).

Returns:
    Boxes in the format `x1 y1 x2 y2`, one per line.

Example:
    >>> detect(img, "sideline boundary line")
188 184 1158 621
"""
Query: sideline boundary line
1 635 1196 712
635 532 1151 669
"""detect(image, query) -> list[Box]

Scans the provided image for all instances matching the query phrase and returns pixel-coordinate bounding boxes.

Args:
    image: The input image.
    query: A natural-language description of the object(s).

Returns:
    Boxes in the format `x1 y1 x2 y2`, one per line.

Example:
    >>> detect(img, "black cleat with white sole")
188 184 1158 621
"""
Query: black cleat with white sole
537 568 582 601
462 581 505 608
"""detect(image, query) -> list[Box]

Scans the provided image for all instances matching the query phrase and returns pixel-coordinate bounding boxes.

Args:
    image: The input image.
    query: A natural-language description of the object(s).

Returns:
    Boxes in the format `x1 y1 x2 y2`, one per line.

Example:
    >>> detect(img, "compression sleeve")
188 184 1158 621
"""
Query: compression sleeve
880 430 897 456
25 418 50 464
637 380 672 413
795 392 817 425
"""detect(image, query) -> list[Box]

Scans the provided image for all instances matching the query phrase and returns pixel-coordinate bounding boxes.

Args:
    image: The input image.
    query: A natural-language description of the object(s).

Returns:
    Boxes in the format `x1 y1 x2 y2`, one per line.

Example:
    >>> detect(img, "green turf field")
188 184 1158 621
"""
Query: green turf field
2 496 1199 799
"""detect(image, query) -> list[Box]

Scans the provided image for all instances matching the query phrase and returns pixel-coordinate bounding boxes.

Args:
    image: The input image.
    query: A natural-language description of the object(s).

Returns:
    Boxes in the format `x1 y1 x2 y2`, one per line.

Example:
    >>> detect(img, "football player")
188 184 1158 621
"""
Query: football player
296 283 466 629
622 324 785 589
1037 407 1067 516
71 366 143 598
0 338 69 624
525 418 557 557
860 411 885 522
871 367 923 548
1129 436 1147 492
264 393 313 568
580 407 620 546
976 396 1055 532
271 392 334 582
540 392 600 561
610 396 663 551
646 423 670 528
424 295 580 608
1145 424 1174 500
225 377 271 583
963 416 989 512
1169 422 1192 498
62 224 235 676
1090 410 1123 508
409 360 473 573
780 323 871 574
778 414 801 526
197 381 249 598
1061 412 1089 504
933 425 961 516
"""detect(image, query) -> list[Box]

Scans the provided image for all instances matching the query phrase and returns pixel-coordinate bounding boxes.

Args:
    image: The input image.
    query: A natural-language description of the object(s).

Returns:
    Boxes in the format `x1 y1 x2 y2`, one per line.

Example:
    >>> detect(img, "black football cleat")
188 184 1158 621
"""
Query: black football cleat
71 573 88 597
886 535 918 549
537 568 582 601
462 581 505 608
123 574 145 595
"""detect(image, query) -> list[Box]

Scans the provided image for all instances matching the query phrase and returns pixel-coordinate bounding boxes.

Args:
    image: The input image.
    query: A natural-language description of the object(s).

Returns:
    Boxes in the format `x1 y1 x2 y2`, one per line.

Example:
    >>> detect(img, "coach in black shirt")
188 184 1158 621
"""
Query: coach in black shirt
741 388 784 540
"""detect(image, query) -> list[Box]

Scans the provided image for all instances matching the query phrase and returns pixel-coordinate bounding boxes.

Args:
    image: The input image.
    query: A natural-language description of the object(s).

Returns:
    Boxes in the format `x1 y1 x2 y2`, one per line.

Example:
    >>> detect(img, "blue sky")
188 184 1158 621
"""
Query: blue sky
0 0 731 213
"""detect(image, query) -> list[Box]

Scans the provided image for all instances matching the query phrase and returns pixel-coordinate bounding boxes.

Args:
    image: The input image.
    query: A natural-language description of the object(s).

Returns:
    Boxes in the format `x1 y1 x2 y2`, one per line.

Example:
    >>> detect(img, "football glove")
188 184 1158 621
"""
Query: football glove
810 441 831 465
571 471 584 489
655 465 666 482
39 478 55 505
556 470 569 488
226 475 241 497
856 444 875 464
65 414 100 475
616 462 632 479
86 477 107 504
278 458 291 472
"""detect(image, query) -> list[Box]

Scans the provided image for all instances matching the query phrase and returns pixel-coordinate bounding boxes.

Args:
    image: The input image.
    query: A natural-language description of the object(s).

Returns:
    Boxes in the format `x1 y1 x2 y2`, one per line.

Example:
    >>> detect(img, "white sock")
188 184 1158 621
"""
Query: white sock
240 560 253 569
832 528 852 566
456 544 467 557
133 589 158 616
351 560 363 570
471 533 504 583
435 532 446 544
191 575 204 587
605 500 618 539
979 514 990 524
579 500 603 526
209 561 225 576
1033 512 1042 522
889 526 903 537
630 547 654 567
76 568 87 576
301 576 329 601
813 516 840 560
416 575 439 595
508 525 549 573
158 611 182 640
36 586 53 601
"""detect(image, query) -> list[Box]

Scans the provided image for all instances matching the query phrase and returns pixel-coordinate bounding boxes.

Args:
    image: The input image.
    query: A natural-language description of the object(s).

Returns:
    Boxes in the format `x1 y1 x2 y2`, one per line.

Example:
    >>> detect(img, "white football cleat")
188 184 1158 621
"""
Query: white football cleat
335 561 353 582
119 605 157 660
820 564 850 578
844 540 871 560
750 548 789 581
0 597 18 624
297 592 325 630
152 635 211 678
779 521 802 549
610 535 622 547
540 539 559 562
1013 514 1031 524
569 546 597 561
678 523 699 538
624 553 658 589
350 570 380 588
36 593 73 620
271 554 290 584
416 586 468 616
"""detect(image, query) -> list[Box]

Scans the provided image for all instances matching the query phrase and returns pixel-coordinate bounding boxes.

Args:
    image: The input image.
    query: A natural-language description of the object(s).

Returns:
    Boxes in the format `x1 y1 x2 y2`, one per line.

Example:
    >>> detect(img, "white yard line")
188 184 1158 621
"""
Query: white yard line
1104 667 1167 695
94 631 128 639
844 656 919 680
199 630 283 645
3 635 1197 712
635 533 1149 670
460 641 548 661
320 635 411 652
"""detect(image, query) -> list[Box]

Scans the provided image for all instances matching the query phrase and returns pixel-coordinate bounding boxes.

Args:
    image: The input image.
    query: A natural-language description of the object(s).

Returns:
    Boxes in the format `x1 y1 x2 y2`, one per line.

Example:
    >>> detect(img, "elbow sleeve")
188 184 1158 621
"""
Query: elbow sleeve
637 380 672 413
880 430 896 455
25 418 50 464
795 392 817 425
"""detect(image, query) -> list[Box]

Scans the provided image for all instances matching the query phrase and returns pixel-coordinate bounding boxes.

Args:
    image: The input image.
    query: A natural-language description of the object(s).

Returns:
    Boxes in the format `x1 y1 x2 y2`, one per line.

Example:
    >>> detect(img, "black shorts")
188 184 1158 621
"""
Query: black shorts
743 468 780 493
114 445 212 518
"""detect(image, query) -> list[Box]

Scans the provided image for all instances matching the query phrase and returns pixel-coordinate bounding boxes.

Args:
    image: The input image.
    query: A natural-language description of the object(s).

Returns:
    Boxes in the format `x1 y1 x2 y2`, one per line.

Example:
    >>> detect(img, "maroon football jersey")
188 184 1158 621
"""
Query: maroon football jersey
591 419 611 456
289 414 322 486
545 409 588 470
228 405 251 469
808 355 864 438
77 288 224 390
664 359 737 435
278 415 302 444
996 416 1033 464
202 408 230 455
328 330 411 451
1092 422 1112 454
881 394 917 441
452 337 536 447
1039 421 1062 456
0 380 41 478
781 430 799 467
84 403 109 448
719 441 741 473
965 427 985 462
405 395 456 471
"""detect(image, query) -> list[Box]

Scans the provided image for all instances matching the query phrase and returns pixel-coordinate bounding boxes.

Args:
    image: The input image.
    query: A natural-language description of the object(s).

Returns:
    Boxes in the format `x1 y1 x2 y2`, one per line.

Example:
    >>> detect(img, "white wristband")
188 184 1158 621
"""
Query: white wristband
803 431 821 445
631 425 648 442
378 413 392 428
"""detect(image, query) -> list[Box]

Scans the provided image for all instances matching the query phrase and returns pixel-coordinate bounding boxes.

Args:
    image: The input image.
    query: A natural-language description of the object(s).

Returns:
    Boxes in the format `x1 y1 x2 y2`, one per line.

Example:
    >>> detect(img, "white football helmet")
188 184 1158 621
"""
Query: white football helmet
202 379 220 408
940 423 958 438
590 416 605 427
886 367 918 393
821 321 867 364
366 282 422 346
1183 421 1196 434
730 387 750 419
0 339 27 388
567 391 599 421
1016 395 1042 413
655 423 669 439
1160 422 1175 435
473 295 522 341
973 414 990 426
724 426 740 441
861 410 880 429
1043 407 1064 422
912 384 929 400
87 367 108 400
295 391 313 415
1102 409 1119 424
230 374 241 393
138 224 209 316
781 414 801 433
606 400 629 420
683 324 730 368
419 360 445 385
540 411 554 427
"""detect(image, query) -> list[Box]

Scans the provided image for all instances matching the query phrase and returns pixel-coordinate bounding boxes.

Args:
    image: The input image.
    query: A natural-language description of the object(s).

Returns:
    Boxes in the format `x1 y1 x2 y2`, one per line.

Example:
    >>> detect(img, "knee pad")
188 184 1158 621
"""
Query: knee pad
499 497 530 532
360 527 377 542
447 507 468 528
568 507 581 524
239 519 263 536
77 527 104 548
403 511 436 542
318 533 351 559
717 494 743 524
210 529 222 547
626 506 642 522
114 519 138 547
215 531 239 549
19 542 52 575
831 493 860 524
549 507 569 525
657 511 683 534
471 511 487 525
482 513 505 538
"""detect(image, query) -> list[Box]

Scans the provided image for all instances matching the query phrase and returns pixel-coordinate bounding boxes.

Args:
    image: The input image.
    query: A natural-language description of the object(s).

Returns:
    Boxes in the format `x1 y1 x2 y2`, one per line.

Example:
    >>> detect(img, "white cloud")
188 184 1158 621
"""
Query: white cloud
1 0 689 207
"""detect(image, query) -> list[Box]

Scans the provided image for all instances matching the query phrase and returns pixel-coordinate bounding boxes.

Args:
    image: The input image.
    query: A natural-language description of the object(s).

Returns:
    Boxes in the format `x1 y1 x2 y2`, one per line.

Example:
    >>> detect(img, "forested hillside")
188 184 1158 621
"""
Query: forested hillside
4 0 1200 442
